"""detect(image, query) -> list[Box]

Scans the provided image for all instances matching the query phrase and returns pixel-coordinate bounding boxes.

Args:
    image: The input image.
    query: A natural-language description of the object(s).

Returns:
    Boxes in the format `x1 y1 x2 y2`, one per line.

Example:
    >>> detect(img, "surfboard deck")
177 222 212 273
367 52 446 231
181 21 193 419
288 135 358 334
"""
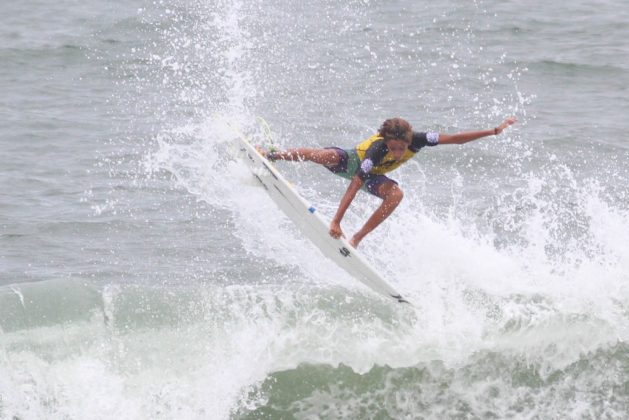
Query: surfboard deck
235 132 410 304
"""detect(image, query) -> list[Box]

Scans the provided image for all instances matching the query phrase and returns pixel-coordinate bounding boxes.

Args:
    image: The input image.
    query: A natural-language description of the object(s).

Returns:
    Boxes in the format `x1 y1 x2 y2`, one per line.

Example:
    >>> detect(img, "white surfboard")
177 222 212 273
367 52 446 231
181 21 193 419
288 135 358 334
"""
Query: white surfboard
235 132 410 304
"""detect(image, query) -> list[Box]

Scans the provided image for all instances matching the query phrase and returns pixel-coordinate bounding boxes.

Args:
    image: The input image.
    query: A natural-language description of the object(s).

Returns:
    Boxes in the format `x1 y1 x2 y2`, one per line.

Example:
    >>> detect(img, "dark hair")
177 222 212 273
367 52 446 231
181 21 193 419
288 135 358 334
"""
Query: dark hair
378 118 412 143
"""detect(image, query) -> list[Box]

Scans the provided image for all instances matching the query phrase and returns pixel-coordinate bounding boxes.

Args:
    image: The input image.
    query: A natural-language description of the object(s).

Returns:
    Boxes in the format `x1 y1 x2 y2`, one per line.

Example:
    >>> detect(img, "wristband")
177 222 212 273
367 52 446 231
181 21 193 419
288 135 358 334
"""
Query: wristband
494 127 499 135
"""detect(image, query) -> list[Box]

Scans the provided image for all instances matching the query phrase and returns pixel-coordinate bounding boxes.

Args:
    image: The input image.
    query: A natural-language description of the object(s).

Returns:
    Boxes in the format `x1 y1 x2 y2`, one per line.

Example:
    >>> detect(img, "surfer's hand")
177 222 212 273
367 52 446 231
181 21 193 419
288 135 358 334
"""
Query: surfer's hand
495 117 517 134
329 220 344 239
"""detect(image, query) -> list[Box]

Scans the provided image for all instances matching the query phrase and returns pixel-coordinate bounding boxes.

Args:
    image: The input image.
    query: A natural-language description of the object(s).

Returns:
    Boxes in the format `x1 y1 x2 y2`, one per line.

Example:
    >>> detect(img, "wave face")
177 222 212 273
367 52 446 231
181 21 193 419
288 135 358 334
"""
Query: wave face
1 0 629 418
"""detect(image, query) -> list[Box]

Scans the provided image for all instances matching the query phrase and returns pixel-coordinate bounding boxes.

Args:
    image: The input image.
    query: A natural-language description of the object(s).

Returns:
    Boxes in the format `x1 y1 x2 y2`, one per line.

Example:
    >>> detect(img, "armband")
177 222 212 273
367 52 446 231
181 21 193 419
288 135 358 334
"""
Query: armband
426 132 439 145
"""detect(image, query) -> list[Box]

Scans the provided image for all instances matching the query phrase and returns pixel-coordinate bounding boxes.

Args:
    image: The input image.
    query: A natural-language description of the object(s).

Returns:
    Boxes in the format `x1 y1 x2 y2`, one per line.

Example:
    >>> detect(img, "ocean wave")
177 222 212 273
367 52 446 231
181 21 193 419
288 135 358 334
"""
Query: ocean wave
238 343 629 419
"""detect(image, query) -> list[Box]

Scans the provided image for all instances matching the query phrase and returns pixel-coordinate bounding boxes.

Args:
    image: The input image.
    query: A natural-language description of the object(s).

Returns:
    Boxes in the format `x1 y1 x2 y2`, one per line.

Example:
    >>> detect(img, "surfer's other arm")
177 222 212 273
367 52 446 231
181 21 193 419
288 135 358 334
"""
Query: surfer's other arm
329 175 363 241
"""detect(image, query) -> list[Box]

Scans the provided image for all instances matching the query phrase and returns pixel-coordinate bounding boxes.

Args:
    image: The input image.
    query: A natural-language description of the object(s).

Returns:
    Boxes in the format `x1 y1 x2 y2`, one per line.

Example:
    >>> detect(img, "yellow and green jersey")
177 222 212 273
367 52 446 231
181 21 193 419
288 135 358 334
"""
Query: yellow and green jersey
354 131 439 179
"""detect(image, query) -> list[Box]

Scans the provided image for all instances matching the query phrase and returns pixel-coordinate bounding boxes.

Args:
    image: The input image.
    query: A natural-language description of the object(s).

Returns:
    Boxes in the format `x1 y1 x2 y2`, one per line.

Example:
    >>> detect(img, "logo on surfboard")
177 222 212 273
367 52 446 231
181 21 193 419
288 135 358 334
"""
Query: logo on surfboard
339 247 351 257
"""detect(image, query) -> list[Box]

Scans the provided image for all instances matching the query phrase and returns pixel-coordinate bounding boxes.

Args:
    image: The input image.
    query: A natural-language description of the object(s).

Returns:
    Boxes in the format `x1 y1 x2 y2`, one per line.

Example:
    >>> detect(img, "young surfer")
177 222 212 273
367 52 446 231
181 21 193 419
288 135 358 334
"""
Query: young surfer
264 116 517 248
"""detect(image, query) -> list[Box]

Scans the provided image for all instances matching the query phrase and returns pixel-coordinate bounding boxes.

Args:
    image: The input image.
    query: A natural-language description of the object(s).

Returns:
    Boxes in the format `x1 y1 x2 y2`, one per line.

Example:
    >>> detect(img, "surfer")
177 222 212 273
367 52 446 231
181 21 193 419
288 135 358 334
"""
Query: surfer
263 116 517 248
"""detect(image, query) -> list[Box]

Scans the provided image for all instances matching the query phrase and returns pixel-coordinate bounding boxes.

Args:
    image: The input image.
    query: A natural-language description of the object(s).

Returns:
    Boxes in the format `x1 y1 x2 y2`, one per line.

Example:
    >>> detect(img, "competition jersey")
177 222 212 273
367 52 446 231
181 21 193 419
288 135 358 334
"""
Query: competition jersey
355 131 439 178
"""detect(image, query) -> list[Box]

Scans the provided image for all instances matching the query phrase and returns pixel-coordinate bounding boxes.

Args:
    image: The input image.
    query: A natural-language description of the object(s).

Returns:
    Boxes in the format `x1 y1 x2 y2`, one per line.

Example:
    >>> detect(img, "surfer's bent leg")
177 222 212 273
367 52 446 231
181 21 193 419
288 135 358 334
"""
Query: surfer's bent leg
350 178 403 248
268 148 341 166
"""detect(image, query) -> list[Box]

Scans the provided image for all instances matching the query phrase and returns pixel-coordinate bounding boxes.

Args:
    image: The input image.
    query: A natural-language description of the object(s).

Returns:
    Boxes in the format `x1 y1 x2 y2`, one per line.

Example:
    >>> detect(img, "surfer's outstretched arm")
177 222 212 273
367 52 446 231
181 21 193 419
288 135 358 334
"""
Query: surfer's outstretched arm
438 117 517 145
329 175 363 240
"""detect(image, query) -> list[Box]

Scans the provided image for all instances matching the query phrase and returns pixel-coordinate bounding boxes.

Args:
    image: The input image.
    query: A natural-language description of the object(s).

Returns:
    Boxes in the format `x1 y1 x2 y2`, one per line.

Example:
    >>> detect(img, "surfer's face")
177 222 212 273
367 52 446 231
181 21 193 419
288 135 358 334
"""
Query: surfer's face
386 139 408 161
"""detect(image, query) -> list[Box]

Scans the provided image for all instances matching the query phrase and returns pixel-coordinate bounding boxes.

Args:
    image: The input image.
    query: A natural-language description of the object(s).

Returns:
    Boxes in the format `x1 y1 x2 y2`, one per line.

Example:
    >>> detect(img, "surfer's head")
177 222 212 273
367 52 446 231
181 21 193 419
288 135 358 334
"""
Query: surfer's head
379 118 412 143
379 118 412 160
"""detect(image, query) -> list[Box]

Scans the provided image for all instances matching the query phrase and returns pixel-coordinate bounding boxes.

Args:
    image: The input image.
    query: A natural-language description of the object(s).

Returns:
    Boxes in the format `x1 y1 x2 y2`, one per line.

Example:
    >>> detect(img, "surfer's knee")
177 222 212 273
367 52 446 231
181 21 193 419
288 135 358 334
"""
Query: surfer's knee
389 188 404 211
390 186 403 202
380 183 403 205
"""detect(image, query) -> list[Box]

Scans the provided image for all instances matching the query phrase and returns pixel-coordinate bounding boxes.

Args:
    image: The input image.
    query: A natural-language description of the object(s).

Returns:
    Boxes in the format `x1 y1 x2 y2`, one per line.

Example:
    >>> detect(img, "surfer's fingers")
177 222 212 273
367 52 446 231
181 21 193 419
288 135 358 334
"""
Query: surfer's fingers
329 229 343 239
